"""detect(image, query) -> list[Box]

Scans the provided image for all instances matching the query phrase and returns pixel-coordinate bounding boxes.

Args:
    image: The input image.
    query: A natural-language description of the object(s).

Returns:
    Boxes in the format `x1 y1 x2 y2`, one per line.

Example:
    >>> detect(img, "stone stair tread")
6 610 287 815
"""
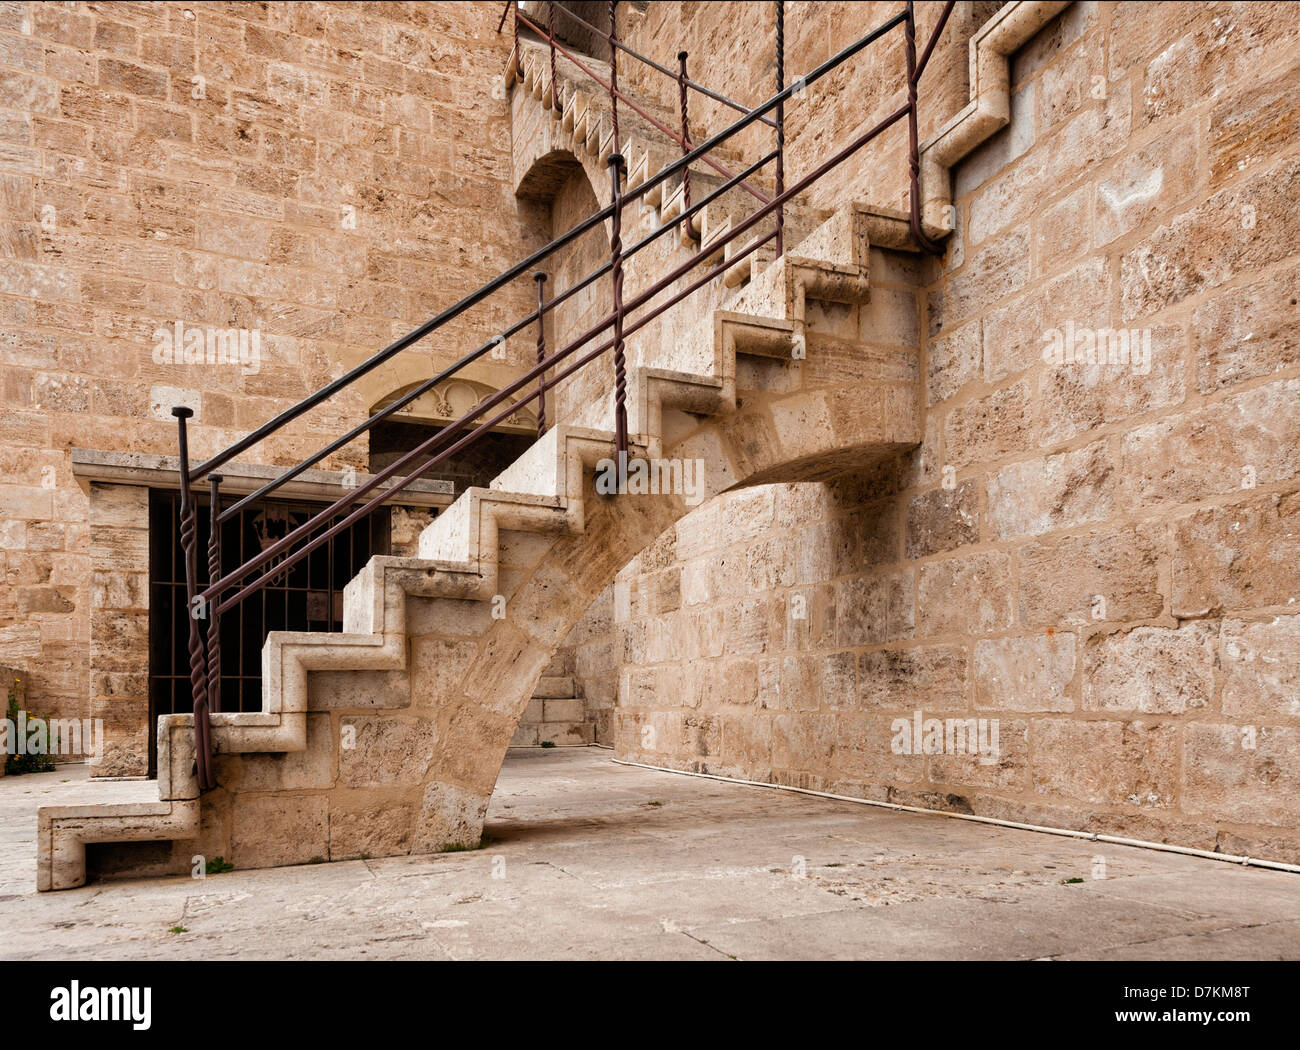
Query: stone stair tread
38 780 167 816
532 675 576 698
517 39 751 173
511 721 596 747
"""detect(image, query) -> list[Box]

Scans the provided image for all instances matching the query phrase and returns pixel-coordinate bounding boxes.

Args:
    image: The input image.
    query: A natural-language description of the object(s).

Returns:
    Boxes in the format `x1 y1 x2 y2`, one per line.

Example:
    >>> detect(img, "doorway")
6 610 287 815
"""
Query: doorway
146 490 389 778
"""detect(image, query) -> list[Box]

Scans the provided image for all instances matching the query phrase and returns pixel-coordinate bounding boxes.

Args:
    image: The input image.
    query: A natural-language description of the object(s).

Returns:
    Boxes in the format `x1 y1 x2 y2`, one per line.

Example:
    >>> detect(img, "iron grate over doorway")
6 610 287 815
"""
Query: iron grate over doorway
147 489 388 778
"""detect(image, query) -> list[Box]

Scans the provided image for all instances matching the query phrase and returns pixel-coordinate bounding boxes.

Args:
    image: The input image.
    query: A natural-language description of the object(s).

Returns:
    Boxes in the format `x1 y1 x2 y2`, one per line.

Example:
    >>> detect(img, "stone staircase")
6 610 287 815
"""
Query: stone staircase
512 652 594 747
37 0 1069 891
40 199 906 891
510 37 829 284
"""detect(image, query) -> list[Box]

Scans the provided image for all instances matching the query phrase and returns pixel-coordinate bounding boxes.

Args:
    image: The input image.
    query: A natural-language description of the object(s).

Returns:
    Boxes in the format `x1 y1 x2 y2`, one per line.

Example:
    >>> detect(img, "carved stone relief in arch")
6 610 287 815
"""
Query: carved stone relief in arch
370 376 538 437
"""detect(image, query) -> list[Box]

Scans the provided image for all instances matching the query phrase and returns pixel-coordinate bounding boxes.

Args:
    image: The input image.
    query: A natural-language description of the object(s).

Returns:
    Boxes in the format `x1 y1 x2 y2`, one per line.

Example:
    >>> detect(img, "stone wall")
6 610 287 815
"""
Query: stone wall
603 2 1300 861
0 1 544 756
617 0 1004 215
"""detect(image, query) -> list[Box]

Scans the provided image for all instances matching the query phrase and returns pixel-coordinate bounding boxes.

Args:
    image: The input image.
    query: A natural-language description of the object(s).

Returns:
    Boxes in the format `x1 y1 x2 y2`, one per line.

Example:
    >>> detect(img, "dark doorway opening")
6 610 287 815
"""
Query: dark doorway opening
147 490 389 778
368 418 534 494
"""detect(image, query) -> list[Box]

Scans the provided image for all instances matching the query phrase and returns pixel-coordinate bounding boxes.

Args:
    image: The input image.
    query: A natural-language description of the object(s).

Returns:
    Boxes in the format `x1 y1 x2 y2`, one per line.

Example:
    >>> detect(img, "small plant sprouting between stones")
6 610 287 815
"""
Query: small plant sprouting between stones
4 681 55 776
440 837 490 853
169 926 188 935
645 799 664 807
205 857 234 875
1061 877 1084 884
539 740 556 748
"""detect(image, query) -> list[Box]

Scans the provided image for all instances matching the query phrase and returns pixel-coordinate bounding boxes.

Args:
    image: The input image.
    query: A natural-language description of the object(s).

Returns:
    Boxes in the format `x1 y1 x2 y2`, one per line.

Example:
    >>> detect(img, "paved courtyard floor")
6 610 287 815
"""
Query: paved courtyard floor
1 747 1298 960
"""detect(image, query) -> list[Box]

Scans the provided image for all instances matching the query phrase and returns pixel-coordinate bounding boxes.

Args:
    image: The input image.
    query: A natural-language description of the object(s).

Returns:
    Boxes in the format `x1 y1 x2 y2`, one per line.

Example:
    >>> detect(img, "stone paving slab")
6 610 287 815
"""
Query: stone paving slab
0 749 1296 960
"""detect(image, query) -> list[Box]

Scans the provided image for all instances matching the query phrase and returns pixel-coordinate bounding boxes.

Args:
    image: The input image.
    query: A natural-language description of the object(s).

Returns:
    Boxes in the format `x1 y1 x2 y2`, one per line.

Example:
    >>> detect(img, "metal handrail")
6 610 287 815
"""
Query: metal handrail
194 6 907 493
514 7 771 204
172 2 953 791
529 1 780 130
202 148 782 609
215 144 778 528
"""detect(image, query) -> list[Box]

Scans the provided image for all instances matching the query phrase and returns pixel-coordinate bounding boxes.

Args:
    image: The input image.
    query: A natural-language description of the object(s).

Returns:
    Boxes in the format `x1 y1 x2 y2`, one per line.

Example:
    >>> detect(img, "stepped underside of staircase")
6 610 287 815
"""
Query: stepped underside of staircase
37 1 1071 891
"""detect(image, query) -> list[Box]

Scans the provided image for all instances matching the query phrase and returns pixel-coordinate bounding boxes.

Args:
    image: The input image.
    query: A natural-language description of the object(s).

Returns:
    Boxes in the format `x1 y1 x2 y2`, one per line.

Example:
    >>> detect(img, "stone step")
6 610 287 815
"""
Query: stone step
542 698 584 722
542 652 572 677
511 721 596 747
532 675 576 699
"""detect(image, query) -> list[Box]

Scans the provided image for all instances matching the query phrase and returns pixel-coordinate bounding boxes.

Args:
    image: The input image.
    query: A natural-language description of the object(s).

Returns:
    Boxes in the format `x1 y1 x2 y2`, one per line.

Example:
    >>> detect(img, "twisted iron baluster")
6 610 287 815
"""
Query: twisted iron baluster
775 0 785 256
607 1 619 155
548 1 558 111
173 407 214 792
206 474 223 717
678 51 691 214
513 1 521 78
534 271 548 436
608 155 628 462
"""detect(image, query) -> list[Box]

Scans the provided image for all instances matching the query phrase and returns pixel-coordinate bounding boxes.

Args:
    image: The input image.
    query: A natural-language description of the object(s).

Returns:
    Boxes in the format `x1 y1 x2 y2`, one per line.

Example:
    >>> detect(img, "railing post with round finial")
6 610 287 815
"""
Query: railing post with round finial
172 406 214 792
677 51 692 213
607 154 628 465
205 473 223 716
775 0 785 257
533 271 548 436
547 1 559 112
607 1 620 156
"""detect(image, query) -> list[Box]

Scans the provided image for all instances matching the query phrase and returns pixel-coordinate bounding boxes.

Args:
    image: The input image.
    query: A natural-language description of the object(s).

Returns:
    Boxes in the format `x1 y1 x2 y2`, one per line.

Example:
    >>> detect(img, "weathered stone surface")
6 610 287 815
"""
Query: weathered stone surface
917 551 1015 638
926 321 981 405
1220 617 1300 719
943 378 1038 468
986 441 1114 541
1183 724 1300 826
412 782 489 853
1083 622 1217 714
985 258 1110 383
1095 123 1198 245
239 713 335 792
1172 494 1300 616
835 571 913 647
834 713 925 785
329 801 414 861
772 713 836 773
974 633 1076 712
1194 263 1300 393
905 480 979 558
720 710 772 772
858 645 968 711
1119 155 1300 322
1017 524 1164 627
232 794 329 870
337 717 437 789
930 717 1030 794
1037 324 1187 445
1030 719 1178 809
310 670 411 711
1119 379 1300 507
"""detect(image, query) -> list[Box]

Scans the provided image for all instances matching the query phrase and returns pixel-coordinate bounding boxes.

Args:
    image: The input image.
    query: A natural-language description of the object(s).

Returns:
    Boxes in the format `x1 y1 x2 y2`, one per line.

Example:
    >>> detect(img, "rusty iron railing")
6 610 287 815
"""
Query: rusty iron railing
775 1 785 255
512 4 771 205
174 1 954 791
